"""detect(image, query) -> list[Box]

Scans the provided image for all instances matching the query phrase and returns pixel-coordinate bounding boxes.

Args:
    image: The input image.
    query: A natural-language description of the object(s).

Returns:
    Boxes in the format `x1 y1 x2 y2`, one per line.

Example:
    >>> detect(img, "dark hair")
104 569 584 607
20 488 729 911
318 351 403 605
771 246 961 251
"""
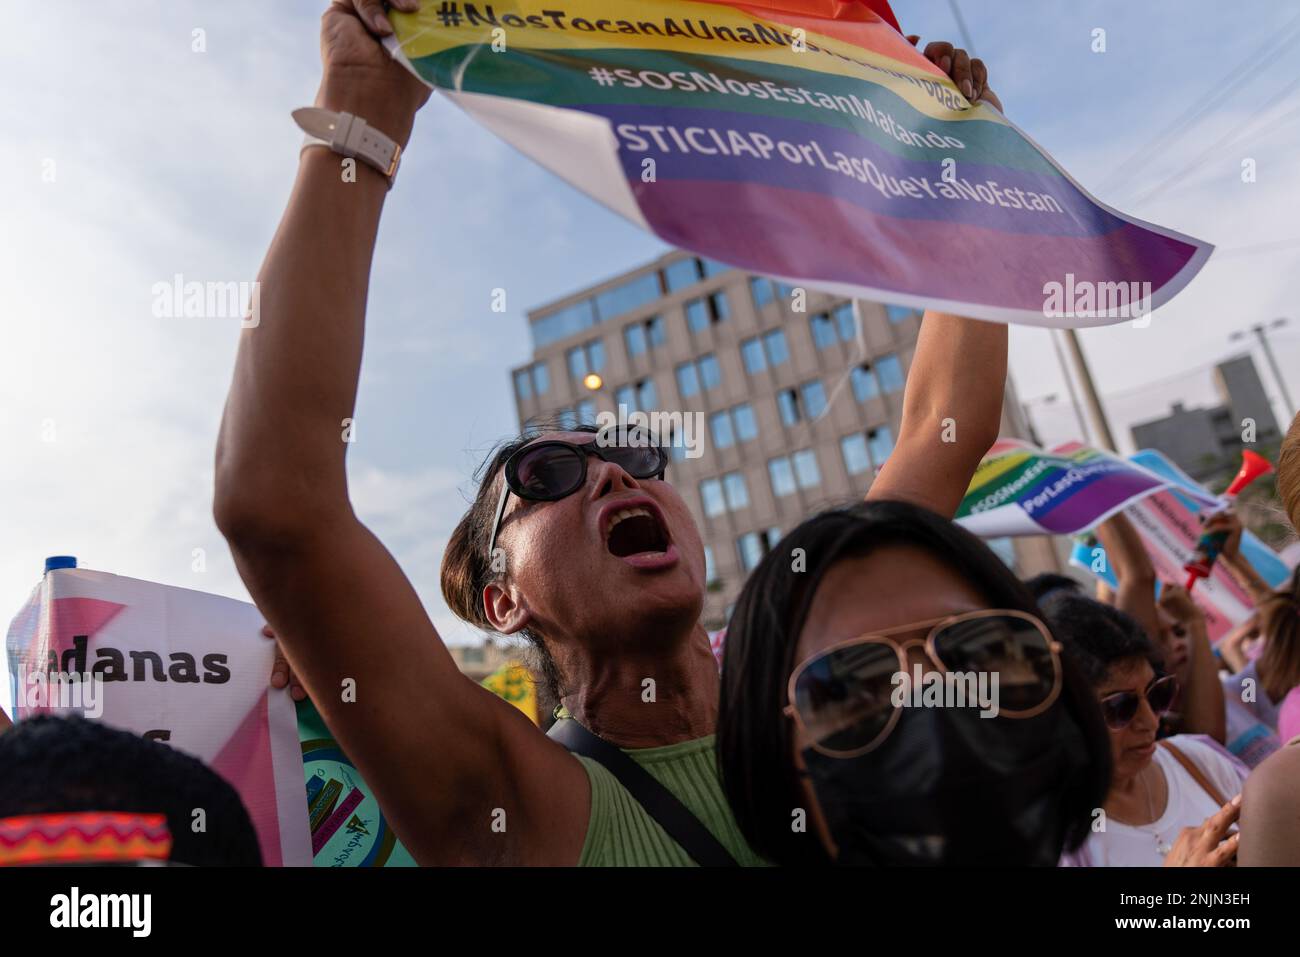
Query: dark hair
0 715 262 865
440 419 601 700
1024 572 1084 603
1040 592 1159 687
716 499 1111 866
1258 565 1300 703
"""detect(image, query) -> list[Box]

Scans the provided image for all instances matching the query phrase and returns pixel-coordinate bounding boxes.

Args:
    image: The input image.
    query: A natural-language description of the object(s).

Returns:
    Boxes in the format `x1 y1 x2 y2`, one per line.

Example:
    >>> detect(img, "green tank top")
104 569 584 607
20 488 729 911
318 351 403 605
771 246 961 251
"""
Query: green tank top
574 733 769 866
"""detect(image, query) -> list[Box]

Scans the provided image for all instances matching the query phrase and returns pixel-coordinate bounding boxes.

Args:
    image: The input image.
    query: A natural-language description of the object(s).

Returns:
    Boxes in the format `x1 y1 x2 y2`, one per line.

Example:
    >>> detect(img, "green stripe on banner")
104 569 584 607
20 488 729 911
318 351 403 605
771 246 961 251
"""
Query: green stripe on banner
408 44 1061 176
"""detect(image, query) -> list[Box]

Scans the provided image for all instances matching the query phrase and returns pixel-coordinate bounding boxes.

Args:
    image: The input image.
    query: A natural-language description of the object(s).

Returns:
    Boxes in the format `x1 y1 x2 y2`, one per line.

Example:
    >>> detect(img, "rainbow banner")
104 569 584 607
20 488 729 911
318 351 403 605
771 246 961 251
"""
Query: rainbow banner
1068 448 1294 644
387 0 1211 325
955 439 1218 537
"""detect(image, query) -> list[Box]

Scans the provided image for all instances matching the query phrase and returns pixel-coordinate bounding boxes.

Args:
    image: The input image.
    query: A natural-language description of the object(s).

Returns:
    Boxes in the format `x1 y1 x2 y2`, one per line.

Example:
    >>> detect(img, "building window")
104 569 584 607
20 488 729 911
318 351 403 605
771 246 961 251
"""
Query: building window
792 449 821 488
616 378 657 412
709 403 758 449
851 364 880 402
513 361 549 400
623 316 662 359
750 277 774 308
686 291 730 332
575 399 597 425
886 303 918 324
732 403 758 442
531 299 597 349
701 471 749 516
676 354 722 398
566 339 605 381
700 478 726 517
768 456 796 497
876 354 905 393
811 313 837 350
722 471 749 510
832 302 856 342
868 426 895 465
842 427 895 474
664 257 702 292
770 451 819 496
704 545 720 587
676 362 699 399
710 410 735 449
811 303 857 350
777 389 802 426
841 433 871 476
595 271 662 322
762 329 789 366
800 380 827 420
737 526 782 572
700 259 731 278
741 329 788 374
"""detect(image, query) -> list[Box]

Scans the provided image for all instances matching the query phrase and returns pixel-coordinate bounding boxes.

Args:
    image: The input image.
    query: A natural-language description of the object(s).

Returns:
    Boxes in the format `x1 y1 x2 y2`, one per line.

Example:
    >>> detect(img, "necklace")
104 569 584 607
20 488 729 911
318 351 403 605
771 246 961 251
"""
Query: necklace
1139 764 1173 856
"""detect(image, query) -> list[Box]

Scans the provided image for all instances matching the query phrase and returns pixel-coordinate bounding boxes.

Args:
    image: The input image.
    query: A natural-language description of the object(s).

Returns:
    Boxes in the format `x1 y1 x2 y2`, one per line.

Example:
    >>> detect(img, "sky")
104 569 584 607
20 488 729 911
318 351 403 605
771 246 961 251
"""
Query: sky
4 0 1300 715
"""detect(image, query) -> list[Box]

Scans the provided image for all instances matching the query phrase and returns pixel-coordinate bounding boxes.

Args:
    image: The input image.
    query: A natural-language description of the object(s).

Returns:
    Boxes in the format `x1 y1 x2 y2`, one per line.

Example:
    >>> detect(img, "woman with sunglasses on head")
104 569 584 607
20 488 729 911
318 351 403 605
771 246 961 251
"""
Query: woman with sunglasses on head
1043 594 1248 867
716 501 1112 866
215 0 1006 865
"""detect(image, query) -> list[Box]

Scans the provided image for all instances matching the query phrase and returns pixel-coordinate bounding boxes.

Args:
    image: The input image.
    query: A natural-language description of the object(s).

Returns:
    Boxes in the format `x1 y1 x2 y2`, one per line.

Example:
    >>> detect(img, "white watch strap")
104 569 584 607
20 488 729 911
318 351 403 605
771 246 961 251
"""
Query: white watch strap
292 107 402 185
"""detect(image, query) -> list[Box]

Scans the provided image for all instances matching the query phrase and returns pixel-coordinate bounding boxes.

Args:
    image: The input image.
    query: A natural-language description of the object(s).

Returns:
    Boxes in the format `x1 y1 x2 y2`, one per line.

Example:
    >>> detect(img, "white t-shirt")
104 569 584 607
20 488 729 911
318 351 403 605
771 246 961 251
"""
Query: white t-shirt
1067 735 1249 867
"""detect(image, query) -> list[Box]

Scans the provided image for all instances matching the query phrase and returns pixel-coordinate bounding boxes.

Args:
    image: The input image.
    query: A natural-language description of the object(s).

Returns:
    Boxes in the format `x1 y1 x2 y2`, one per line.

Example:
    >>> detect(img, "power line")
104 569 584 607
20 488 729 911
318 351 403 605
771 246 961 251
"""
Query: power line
1127 79 1300 206
1096 9 1300 196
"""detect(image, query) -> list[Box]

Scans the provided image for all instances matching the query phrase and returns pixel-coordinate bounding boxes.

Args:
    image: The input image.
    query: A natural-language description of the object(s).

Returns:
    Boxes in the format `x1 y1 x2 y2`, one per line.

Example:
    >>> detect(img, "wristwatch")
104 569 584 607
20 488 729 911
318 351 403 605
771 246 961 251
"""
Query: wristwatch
292 107 402 186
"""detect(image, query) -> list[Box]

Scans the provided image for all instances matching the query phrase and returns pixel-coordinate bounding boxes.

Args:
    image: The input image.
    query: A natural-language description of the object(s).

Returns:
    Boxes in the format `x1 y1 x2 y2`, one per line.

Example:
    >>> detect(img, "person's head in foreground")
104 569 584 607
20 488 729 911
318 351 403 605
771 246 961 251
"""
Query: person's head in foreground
1253 565 1300 704
1279 411 1300 531
717 500 1110 866
1042 593 1247 866
0 715 262 866
443 420 711 700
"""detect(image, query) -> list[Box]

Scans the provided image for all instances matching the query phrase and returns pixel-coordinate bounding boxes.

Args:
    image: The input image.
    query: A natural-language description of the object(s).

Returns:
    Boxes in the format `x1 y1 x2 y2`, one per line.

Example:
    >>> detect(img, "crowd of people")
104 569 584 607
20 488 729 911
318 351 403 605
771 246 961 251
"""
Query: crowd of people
3 0 1299 868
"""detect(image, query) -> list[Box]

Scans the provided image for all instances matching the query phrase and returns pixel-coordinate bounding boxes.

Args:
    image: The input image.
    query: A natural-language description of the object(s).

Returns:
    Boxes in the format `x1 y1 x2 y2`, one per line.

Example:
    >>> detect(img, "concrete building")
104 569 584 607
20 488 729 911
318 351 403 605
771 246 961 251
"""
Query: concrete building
510 251 1055 629
1130 355 1281 486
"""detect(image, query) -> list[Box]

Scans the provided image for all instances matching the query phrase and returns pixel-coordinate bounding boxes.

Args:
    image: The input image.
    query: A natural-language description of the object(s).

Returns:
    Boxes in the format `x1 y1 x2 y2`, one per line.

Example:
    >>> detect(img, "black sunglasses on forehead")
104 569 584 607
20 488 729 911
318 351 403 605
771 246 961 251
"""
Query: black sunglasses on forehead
486 429 668 557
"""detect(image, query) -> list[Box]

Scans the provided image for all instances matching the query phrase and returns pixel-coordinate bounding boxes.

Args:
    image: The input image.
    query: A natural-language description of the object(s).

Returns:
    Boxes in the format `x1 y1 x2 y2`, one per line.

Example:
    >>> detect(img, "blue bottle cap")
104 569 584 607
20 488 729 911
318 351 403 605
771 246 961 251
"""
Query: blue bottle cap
44 556 77 573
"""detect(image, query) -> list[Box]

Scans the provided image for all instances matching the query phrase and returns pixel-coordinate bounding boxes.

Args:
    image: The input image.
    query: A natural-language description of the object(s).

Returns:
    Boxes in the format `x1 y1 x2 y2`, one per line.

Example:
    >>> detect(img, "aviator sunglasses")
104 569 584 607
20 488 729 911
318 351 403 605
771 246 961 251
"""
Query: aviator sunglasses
1098 674 1179 730
487 428 668 556
785 609 1064 758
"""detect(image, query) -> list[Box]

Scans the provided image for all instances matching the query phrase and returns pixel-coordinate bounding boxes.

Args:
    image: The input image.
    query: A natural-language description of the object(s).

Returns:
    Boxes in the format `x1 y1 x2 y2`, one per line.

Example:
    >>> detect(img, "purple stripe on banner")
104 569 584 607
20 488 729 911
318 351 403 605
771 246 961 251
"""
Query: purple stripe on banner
1028 471 1164 534
583 104 1124 238
629 179 1195 312
311 787 364 856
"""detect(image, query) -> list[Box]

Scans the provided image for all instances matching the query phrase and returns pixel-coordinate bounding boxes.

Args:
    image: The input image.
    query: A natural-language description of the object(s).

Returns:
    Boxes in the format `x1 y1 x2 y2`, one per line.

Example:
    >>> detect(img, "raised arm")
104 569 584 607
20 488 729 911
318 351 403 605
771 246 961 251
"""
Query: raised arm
865 41 1005 518
1209 510 1276 606
213 1 586 865
867 310 1007 517
1093 513 1161 642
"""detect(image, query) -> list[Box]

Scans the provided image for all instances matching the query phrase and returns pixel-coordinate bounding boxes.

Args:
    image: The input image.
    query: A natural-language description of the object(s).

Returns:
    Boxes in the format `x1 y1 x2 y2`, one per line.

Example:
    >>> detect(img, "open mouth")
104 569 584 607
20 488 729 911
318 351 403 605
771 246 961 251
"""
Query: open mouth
605 506 670 558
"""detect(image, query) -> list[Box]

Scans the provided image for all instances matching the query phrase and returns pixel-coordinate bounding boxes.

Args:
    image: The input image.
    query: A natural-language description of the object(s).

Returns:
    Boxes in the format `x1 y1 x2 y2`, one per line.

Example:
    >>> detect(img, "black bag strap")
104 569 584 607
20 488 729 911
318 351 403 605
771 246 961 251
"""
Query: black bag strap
548 718 738 867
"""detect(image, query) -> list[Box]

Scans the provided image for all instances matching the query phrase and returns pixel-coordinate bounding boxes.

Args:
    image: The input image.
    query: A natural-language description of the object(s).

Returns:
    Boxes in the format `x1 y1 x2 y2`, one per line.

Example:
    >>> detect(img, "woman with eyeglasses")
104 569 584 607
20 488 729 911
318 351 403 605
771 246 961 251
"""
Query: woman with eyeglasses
214 0 1007 865
716 501 1112 866
1044 594 1248 867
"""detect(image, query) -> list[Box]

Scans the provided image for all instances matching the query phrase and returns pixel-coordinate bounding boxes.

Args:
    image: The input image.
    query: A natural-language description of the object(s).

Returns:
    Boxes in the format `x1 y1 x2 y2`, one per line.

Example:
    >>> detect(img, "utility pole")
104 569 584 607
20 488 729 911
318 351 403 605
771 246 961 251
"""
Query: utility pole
1231 318 1294 419
1062 329 1119 451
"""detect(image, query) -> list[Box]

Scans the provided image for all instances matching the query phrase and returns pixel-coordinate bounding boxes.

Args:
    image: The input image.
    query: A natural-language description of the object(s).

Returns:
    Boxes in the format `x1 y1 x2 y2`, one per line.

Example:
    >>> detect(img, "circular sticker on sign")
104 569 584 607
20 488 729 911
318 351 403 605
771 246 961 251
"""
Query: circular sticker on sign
301 738 414 867
296 697 415 868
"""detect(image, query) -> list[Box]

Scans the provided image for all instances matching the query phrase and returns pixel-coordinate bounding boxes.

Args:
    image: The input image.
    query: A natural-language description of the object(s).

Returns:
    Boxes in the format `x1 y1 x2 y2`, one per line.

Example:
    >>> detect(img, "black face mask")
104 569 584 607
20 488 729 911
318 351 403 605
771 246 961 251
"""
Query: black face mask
801 701 1091 866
